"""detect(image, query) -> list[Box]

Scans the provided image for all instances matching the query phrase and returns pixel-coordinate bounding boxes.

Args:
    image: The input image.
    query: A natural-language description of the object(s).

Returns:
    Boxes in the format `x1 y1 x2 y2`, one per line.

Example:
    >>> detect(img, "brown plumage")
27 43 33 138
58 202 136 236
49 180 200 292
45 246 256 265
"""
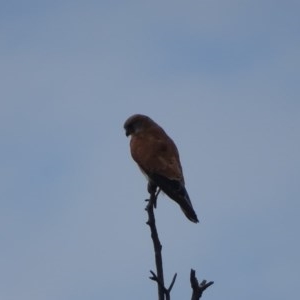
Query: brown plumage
124 114 199 223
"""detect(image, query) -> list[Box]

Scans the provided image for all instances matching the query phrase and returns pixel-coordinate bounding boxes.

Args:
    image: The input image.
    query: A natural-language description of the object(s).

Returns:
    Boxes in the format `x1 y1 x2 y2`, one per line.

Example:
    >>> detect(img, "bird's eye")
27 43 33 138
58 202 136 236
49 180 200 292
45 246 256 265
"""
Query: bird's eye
129 124 135 133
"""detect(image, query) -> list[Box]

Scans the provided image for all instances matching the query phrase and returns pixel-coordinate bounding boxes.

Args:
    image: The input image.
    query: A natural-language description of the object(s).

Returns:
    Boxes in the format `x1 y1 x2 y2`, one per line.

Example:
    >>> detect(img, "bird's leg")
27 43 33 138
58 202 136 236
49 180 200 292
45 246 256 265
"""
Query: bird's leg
147 181 157 194
155 188 161 199
147 182 159 208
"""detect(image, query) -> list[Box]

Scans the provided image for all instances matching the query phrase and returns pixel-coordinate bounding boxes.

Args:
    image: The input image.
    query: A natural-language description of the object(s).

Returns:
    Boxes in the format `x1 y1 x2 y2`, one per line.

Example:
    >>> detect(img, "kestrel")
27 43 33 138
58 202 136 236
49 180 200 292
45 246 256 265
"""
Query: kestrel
124 114 199 223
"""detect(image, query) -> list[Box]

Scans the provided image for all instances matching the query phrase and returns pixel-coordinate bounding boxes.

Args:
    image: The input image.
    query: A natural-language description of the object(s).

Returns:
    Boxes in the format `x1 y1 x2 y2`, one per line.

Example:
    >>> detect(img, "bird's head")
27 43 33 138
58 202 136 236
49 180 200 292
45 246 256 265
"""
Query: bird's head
124 114 153 137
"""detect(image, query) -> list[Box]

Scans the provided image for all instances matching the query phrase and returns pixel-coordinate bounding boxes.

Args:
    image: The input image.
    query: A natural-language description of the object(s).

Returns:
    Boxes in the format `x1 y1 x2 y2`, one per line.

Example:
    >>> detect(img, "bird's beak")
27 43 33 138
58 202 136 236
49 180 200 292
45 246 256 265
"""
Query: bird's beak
125 129 130 137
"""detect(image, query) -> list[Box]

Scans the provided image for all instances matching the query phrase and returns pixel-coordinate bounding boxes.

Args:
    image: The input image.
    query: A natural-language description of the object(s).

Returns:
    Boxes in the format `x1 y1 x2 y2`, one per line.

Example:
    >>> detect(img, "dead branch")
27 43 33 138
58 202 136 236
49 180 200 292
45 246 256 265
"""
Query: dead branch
145 190 177 300
190 269 214 300
145 191 213 300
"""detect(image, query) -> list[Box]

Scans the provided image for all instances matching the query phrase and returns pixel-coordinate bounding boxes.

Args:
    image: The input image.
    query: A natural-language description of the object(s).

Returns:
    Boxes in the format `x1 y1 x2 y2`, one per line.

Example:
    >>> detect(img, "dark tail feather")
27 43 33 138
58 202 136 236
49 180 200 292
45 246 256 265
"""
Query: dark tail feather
178 191 199 223
150 174 199 223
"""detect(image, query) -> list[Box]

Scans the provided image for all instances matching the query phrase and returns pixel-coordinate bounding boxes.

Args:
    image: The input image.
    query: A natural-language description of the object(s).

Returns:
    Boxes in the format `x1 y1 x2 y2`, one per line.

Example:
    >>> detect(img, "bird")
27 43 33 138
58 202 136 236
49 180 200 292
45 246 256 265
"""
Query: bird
124 114 199 223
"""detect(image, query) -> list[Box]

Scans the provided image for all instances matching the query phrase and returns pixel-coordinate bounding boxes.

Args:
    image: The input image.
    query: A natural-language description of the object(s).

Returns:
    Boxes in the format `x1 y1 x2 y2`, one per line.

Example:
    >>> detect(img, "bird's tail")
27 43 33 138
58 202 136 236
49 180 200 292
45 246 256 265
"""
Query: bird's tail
151 174 199 223
177 190 199 223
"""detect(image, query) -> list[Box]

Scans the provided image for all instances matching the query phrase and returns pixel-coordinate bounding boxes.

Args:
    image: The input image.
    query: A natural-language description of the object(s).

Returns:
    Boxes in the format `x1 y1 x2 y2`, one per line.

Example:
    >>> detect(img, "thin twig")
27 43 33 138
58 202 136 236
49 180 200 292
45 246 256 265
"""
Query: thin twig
168 273 177 293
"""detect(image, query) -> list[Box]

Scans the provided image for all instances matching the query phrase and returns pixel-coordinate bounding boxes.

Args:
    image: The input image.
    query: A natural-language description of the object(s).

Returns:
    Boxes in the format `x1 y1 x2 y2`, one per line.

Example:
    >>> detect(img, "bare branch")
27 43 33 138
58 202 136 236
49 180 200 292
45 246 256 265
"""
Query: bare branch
145 191 213 300
190 269 214 300
145 190 165 300
146 190 177 300
149 270 177 300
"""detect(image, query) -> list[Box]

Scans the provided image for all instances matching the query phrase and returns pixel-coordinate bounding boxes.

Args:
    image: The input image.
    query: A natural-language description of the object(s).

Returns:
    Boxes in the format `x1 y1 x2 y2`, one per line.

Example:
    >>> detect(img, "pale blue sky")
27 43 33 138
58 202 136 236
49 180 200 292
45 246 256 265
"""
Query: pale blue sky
1 1 299 299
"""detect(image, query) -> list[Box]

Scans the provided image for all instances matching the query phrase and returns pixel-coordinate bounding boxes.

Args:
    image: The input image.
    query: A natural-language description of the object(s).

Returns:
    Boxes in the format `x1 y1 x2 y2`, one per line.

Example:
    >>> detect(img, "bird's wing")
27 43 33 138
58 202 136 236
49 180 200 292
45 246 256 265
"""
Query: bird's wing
130 128 183 182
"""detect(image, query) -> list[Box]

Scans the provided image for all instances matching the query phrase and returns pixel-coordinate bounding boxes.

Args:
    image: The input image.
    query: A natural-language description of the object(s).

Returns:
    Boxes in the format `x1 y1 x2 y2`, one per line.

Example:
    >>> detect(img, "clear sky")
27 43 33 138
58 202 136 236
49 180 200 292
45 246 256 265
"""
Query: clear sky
1 1 299 299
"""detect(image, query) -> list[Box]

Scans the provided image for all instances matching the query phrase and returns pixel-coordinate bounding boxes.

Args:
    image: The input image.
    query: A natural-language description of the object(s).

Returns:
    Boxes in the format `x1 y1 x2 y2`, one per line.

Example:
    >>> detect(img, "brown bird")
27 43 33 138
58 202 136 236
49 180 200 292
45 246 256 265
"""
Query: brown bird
124 114 199 223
